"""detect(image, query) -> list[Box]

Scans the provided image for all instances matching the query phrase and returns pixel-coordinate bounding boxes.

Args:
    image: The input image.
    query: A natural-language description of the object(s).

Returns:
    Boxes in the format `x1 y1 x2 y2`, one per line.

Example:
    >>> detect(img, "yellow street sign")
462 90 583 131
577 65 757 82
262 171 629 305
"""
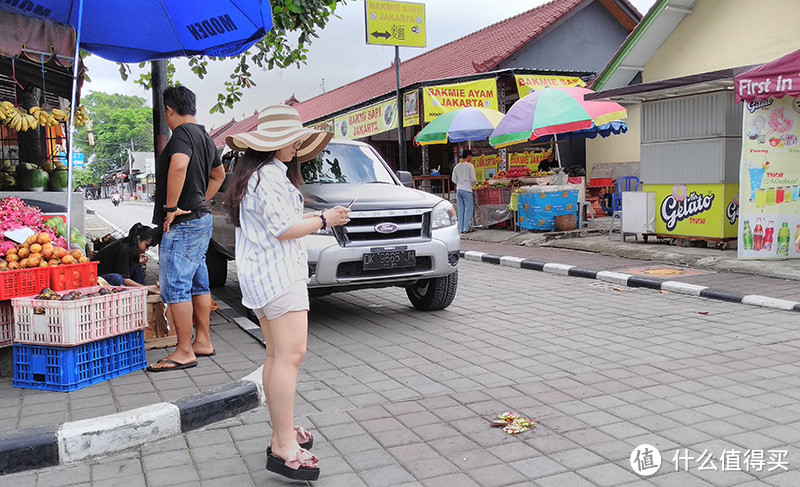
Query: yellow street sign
365 0 426 48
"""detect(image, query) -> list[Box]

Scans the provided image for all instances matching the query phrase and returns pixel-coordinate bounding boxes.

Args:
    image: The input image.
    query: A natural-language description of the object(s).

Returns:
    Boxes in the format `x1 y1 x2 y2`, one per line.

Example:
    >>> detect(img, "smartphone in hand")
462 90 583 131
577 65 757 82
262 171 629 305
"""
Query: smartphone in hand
347 197 358 209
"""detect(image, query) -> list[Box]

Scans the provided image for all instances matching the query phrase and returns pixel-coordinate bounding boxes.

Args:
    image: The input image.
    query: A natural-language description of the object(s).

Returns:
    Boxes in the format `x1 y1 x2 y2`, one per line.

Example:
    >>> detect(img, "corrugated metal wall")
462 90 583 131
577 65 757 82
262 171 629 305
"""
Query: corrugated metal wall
641 90 742 184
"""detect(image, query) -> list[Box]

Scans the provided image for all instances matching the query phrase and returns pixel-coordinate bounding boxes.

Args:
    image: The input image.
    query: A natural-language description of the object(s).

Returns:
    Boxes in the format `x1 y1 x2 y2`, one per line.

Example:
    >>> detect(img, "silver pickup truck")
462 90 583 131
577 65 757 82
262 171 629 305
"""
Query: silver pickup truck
206 139 460 311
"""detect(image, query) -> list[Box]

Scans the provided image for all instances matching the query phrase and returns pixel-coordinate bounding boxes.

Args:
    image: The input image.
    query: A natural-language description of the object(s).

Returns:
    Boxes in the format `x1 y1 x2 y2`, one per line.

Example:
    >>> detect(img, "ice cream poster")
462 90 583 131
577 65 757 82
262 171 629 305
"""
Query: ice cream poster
738 96 800 259
645 183 738 239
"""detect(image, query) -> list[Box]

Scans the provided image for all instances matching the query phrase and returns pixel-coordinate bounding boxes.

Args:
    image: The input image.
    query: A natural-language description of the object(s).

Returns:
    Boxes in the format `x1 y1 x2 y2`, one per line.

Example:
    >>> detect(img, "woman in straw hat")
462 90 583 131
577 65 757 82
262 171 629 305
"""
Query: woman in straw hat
225 105 350 481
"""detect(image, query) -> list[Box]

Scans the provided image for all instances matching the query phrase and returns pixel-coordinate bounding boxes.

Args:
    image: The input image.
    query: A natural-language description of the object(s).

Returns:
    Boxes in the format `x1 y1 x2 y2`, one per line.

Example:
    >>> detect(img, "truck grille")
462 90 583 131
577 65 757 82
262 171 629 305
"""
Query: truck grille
336 256 433 279
334 209 430 245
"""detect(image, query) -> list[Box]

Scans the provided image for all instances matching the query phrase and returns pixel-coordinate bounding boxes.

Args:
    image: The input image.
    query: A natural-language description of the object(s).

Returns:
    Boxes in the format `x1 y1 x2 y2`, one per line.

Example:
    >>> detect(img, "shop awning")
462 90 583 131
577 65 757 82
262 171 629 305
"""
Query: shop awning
734 48 800 103
587 67 747 103
0 8 76 65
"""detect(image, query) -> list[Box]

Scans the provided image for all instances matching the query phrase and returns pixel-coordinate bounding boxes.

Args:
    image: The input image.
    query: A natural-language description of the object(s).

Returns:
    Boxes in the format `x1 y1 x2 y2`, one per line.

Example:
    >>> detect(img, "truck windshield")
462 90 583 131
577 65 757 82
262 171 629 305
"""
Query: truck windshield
301 143 396 185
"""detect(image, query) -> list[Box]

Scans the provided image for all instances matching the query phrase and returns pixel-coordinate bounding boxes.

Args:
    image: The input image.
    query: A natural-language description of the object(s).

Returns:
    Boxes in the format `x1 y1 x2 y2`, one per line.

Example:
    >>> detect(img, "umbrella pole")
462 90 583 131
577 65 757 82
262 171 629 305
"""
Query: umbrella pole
65 0 85 249
553 140 562 168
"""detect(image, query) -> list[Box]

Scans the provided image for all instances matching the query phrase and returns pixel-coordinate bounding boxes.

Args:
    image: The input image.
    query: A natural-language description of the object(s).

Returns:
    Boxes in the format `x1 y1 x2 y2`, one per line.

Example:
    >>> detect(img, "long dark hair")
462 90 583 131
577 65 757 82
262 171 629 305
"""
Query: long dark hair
121 223 160 254
225 148 302 228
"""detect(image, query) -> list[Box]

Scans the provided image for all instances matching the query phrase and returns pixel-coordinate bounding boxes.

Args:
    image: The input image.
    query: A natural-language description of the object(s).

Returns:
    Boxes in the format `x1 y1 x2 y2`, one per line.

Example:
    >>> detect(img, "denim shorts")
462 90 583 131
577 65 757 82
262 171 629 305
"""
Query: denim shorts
253 279 309 321
159 213 213 304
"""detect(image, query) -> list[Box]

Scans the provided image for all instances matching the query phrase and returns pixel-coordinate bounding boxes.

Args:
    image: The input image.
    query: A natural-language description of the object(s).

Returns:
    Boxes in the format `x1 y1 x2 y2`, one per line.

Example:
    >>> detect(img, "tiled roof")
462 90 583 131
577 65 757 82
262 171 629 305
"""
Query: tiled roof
210 111 259 148
294 0 588 123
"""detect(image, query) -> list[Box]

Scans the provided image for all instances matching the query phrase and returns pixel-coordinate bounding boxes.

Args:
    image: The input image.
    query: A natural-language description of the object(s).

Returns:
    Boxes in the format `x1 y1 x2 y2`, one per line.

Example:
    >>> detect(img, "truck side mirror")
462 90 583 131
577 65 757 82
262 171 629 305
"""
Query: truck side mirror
396 170 413 188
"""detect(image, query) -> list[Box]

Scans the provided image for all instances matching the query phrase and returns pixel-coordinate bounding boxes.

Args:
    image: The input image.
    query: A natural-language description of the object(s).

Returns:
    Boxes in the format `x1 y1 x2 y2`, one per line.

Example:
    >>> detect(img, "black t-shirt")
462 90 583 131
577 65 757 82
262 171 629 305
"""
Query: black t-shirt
92 239 138 278
152 123 221 227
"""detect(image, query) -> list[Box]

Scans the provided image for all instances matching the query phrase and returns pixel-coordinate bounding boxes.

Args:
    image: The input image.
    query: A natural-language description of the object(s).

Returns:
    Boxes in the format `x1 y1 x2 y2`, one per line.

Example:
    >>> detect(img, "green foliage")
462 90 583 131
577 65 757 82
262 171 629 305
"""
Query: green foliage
123 0 344 114
72 168 96 186
73 92 154 183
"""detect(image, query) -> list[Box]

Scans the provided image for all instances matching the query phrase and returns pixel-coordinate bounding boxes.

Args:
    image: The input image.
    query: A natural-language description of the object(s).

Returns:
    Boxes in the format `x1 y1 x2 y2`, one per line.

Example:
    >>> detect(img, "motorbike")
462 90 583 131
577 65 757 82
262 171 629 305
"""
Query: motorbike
111 193 120 206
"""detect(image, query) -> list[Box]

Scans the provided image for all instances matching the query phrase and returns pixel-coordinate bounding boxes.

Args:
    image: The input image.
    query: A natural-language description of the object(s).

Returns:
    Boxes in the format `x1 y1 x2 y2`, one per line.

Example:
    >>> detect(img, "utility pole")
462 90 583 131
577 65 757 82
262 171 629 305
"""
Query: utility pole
128 139 135 198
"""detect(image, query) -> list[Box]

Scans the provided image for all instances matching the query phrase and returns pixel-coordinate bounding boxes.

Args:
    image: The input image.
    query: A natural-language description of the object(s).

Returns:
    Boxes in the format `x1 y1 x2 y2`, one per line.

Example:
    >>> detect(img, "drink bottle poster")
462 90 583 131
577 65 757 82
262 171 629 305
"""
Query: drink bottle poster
738 96 800 259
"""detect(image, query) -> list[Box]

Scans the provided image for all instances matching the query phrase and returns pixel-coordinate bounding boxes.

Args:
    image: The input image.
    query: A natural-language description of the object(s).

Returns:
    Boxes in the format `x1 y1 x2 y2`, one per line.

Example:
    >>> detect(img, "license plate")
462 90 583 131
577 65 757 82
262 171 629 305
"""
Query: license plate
363 250 416 270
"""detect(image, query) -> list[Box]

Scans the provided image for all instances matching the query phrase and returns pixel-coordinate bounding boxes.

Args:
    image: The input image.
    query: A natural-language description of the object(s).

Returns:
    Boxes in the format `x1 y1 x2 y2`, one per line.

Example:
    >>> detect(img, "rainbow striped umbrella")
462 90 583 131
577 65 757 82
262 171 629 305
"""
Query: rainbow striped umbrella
489 87 627 148
415 107 505 145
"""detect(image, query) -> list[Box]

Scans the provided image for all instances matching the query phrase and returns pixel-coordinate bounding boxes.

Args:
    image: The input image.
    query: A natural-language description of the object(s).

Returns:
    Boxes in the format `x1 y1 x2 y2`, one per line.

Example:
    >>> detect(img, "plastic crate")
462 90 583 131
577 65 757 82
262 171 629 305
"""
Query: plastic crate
0 267 51 301
50 262 99 291
12 286 147 346
588 178 613 188
487 188 502 205
476 188 490 205
500 187 514 204
0 302 12 348
13 331 146 392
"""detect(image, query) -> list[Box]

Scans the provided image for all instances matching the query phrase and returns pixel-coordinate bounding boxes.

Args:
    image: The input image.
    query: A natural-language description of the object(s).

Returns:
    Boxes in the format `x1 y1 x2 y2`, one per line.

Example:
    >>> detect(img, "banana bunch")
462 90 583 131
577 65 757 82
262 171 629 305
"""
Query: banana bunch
0 101 16 124
6 107 38 133
51 108 69 122
72 105 89 126
29 107 60 128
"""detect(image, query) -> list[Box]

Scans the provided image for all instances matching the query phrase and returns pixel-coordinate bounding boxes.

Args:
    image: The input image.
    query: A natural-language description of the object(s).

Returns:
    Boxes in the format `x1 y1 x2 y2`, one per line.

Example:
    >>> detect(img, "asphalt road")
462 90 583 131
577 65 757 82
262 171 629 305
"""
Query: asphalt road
4 203 799 486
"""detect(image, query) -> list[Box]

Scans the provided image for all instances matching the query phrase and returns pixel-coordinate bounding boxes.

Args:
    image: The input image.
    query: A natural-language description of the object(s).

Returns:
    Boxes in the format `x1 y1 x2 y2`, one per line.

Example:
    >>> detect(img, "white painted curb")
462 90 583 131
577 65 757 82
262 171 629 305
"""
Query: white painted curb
242 366 266 405
742 295 800 311
661 281 708 296
463 251 486 262
59 402 180 463
543 263 573 275
595 271 631 286
499 256 524 267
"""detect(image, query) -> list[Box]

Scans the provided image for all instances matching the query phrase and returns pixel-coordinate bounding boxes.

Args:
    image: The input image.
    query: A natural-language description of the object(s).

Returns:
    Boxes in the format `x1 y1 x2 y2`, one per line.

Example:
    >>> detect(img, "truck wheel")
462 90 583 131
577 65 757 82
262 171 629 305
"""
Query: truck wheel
406 271 458 311
206 246 228 288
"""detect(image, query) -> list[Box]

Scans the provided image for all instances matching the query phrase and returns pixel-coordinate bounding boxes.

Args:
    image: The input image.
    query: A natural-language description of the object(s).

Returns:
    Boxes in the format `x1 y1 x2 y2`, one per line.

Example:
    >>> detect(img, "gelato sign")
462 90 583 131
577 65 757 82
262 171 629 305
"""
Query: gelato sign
646 183 738 239
422 79 498 122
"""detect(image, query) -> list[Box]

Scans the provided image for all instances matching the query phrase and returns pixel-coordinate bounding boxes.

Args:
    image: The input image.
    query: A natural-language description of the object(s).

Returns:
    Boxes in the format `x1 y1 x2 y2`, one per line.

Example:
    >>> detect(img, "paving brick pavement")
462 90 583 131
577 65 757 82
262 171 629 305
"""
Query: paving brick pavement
3 257 799 486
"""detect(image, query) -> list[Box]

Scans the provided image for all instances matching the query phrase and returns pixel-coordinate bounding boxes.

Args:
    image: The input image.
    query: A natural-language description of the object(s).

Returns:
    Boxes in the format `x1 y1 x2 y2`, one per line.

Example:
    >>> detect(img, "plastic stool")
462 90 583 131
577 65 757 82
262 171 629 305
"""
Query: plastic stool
579 202 594 228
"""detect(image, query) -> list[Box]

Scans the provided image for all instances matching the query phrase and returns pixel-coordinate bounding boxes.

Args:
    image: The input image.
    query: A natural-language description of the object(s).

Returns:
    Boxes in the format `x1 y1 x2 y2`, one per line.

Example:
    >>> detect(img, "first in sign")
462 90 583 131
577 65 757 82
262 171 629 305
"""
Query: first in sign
365 0 426 48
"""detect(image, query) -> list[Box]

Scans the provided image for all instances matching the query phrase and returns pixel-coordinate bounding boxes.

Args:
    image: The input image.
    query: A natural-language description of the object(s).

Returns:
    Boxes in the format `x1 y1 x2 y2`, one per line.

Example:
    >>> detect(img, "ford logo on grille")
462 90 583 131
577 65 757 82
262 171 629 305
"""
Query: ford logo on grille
375 222 399 234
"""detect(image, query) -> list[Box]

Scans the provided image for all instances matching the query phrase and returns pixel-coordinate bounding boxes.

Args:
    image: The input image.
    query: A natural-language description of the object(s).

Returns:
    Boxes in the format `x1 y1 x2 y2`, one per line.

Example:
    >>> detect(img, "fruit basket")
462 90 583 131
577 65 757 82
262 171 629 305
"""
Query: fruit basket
50 262 99 291
0 267 51 301
12 286 147 346
13 330 146 392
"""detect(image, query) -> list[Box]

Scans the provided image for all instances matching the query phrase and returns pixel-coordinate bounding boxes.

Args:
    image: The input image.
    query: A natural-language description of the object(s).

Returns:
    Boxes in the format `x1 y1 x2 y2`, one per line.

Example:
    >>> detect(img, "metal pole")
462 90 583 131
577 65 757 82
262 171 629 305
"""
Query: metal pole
151 60 169 159
395 46 407 171
65 0 84 249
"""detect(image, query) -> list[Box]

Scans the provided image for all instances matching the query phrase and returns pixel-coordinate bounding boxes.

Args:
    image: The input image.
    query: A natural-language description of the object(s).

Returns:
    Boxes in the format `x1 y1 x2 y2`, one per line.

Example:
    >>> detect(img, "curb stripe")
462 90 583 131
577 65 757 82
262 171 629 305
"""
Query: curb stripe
699 289 746 303
461 251 799 313
0 427 58 475
177 380 260 432
626 276 665 290
568 268 597 279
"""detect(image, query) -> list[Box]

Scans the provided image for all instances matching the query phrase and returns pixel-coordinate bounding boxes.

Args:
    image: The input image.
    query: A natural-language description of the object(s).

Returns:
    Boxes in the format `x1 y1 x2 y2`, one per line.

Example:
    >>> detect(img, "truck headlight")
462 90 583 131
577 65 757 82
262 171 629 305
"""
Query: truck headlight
431 200 457 229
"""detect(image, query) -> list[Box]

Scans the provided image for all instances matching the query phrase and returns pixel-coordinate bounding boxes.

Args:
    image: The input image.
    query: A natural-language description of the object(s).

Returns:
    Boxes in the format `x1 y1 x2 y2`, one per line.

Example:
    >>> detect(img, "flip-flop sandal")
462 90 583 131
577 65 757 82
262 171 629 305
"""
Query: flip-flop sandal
146 358 198 373
194 350 216 357
266 448 319 481
267 426 313 455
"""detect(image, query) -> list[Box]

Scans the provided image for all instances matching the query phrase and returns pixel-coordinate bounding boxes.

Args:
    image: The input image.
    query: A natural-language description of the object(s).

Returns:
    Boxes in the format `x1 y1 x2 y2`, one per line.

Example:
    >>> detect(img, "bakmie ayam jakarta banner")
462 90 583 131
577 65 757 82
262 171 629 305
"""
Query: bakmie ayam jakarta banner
422 79 497 122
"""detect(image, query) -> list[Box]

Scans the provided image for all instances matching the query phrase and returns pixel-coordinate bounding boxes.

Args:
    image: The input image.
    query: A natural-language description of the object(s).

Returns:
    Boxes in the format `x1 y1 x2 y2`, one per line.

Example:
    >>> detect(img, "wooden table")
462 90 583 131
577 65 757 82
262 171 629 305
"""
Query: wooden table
413 175 451 200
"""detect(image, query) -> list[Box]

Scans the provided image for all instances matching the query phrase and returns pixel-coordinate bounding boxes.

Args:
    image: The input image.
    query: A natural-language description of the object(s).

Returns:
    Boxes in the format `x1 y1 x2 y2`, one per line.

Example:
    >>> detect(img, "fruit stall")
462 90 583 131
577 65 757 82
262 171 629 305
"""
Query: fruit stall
0 197 147 391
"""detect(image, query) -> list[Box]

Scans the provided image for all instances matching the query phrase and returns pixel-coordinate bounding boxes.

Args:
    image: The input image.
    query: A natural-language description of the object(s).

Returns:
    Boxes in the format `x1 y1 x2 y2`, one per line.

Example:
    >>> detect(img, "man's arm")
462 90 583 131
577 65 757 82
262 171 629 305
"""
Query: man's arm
205 164 226 202
163 153 190 233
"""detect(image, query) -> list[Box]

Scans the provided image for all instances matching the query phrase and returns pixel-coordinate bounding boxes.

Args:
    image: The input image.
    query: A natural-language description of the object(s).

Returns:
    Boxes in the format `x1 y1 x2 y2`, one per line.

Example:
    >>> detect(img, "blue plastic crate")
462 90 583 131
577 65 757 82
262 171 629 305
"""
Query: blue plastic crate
13 331 146 392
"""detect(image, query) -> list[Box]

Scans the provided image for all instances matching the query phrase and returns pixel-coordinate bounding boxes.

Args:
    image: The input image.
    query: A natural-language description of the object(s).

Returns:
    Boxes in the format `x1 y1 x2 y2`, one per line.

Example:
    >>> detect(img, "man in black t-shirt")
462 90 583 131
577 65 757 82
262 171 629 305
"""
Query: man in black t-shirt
147 86 226 373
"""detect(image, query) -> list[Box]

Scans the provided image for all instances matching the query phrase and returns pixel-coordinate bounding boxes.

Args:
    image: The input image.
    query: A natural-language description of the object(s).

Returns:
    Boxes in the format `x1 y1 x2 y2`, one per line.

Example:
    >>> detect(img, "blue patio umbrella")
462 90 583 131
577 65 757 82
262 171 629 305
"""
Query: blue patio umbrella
2 1 273 63
2 0 273 244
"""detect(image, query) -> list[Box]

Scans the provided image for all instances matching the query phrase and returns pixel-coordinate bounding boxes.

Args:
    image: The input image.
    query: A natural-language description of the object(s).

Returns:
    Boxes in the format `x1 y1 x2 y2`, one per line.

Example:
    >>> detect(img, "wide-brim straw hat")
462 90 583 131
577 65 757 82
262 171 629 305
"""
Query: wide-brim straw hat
226 105 333 163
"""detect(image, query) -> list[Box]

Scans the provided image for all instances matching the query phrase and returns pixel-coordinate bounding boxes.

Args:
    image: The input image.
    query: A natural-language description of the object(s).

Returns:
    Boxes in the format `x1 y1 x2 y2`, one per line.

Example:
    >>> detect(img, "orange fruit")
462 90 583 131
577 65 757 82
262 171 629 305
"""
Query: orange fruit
5 248 17 256
39 260 48 268
25 236 36 246
42 245 54 259
70 249 83 260
30 243 42 254
54 247 67 259
28 256 40 267
37 233 51 244
48 259 60 267
17 247 30 258
78 256 89 263
61 254 75 265
8 262 18 270
6 254 18 263
19 258 29 268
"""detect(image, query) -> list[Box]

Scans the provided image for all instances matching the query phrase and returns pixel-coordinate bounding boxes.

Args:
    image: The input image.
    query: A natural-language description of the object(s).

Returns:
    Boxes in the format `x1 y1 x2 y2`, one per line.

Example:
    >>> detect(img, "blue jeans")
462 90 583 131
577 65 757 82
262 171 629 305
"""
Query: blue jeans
158 214 213 304
457 189 473 232
102 264 143 286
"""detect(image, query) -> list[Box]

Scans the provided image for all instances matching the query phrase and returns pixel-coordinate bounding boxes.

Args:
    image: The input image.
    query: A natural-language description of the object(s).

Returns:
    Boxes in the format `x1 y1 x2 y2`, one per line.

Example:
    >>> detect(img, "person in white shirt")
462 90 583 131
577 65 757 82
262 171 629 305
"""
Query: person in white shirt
451 149 478 233
225 105 350 482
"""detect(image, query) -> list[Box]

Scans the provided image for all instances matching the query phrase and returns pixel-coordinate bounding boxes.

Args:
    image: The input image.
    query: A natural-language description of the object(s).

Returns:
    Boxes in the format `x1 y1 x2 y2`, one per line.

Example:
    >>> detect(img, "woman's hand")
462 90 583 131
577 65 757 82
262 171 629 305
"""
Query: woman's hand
322 206 350 227
140 254 149 264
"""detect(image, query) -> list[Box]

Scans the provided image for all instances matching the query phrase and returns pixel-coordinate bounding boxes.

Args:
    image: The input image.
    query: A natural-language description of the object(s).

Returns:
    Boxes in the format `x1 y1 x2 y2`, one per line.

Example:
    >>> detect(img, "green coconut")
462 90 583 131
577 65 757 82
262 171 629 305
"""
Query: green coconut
48 170 69 191
23 169 49 192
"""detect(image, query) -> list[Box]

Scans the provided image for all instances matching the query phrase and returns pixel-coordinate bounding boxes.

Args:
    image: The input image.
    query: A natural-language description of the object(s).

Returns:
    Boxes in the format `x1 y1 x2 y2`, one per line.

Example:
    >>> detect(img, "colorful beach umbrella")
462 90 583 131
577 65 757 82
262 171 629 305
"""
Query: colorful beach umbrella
415 107 505 145
489 87 627 148
534 120 628 142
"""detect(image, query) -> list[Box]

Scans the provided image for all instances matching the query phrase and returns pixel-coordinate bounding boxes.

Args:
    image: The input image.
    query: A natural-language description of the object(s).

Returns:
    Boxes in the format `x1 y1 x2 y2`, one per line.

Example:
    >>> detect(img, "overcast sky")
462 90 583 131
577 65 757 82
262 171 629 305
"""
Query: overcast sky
82 0 657 132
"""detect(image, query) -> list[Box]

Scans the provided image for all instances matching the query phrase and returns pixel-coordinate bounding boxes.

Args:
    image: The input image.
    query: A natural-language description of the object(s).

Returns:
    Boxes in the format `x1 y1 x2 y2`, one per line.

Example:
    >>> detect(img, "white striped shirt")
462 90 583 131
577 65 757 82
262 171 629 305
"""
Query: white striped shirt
235 160 307 309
